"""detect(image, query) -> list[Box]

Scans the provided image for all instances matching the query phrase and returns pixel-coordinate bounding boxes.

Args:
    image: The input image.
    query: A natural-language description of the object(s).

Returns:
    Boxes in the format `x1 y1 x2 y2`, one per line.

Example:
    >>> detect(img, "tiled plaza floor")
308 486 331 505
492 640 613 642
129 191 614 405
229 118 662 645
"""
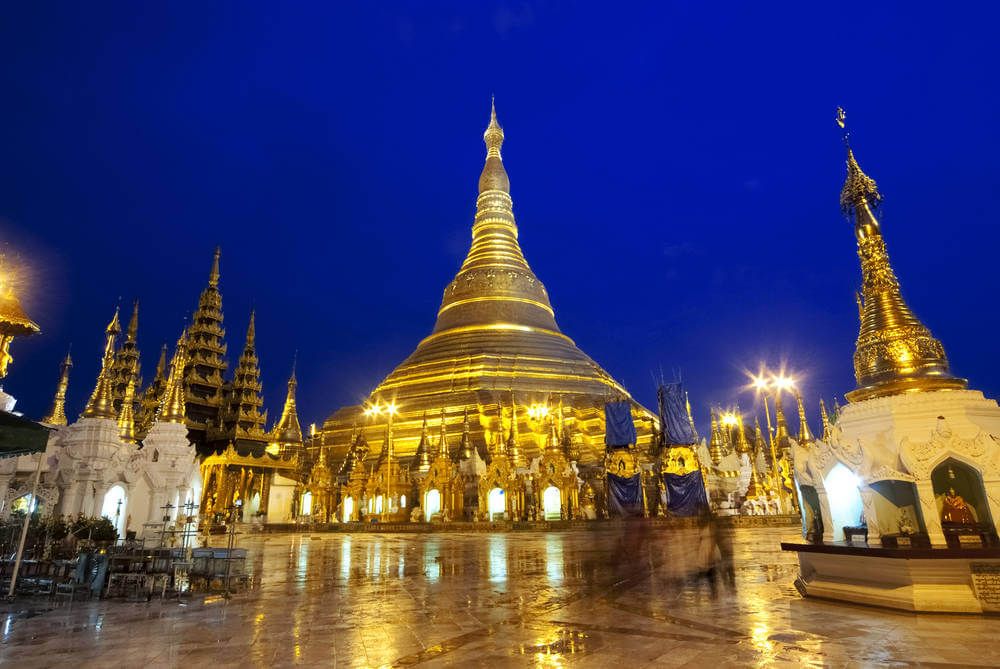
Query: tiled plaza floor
0 526 997 668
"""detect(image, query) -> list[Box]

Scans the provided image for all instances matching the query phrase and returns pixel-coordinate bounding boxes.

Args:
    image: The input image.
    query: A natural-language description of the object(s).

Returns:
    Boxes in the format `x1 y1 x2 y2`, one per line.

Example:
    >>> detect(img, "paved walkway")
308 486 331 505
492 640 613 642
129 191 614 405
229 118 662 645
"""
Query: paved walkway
1 526 996 667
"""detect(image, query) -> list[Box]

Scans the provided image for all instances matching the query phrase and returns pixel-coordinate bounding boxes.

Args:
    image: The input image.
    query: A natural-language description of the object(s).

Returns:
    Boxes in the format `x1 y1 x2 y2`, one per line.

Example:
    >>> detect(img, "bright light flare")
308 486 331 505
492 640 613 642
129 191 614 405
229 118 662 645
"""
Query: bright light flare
720 412 739 427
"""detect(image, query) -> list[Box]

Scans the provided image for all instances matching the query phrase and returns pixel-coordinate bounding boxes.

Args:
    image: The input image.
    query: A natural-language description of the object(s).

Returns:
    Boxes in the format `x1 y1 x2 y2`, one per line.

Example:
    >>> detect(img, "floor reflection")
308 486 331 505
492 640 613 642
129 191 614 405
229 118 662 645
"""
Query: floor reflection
1 526 997 667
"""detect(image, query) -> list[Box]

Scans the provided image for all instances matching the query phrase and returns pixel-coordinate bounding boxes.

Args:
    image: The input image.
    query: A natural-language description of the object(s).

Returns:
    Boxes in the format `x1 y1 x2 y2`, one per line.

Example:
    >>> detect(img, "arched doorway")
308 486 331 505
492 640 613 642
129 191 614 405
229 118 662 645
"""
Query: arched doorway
488 488 505 520
300 491 313 516
822 464 862 542
343 496 354 522
424 489 441 521
542 486 562 521
374 494 384 515
101 485 128 539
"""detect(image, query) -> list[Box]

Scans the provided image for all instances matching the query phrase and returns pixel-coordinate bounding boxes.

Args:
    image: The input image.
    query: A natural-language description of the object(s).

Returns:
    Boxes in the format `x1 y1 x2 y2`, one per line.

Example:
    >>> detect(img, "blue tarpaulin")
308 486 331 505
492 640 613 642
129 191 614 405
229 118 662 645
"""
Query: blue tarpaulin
657 382 697 445
604 401 636 448
607 472 643 517
664 471 709 517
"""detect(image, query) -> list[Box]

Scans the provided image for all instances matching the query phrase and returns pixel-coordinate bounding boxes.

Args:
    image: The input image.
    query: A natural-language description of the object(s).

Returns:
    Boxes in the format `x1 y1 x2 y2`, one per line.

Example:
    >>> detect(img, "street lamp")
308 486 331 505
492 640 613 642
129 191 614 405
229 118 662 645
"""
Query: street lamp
364 400 399 520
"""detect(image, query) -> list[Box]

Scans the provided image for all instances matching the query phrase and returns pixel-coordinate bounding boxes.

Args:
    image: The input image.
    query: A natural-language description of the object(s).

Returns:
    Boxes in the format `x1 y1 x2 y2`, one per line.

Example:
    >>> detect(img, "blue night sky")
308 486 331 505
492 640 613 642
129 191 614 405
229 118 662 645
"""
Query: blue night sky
1 3 998 434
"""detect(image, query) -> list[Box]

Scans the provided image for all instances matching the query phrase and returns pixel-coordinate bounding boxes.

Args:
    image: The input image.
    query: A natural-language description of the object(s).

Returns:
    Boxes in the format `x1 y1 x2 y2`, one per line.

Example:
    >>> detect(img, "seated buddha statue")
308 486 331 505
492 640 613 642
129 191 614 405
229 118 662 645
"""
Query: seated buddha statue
941 488 977 525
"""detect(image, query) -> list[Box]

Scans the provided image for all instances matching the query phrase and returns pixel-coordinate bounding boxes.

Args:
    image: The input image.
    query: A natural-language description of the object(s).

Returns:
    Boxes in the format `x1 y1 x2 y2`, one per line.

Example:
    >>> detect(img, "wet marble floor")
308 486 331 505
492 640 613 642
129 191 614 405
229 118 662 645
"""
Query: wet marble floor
0 526 997 668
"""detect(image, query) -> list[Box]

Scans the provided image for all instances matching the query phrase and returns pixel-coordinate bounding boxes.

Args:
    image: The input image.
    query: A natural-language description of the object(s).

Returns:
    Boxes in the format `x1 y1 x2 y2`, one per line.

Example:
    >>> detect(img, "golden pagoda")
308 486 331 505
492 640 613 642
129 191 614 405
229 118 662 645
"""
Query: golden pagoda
184 247 229 445
837 108 966 402
321 101 655 467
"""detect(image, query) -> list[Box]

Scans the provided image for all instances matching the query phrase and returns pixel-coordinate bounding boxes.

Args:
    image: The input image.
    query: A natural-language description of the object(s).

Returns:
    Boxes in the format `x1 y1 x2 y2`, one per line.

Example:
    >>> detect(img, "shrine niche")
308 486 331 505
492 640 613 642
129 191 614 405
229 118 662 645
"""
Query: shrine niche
931 458 998 547
419 456 462 522
533 446 578 521
478 454 523 521
604 448 645 518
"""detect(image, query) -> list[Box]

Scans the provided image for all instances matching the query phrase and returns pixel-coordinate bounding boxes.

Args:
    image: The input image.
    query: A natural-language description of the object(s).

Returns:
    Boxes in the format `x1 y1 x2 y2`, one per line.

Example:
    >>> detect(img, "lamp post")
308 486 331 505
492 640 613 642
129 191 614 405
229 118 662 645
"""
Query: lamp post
749 368 799 510
364 401 399 521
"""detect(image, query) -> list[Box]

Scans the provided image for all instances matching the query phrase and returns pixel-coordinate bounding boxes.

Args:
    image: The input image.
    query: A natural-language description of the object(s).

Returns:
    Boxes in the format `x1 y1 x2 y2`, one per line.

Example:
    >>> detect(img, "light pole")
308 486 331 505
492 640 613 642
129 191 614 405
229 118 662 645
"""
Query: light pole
364 401 399 521
749 368 798 510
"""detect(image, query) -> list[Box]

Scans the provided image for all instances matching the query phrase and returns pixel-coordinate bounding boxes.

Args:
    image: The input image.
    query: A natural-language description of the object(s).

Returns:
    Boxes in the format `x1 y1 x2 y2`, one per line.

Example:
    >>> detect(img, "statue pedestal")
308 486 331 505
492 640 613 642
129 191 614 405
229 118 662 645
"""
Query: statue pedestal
783 541 1000 613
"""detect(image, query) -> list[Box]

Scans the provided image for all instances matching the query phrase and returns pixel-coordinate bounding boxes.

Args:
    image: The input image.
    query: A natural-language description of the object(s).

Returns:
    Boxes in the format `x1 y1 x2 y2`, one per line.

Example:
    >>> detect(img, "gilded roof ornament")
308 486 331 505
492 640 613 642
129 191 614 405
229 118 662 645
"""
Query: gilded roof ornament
795 394 814 444
160 330 189 424
836 108 966 402
42 350 72 425
82 307 121 420
117 376 138 443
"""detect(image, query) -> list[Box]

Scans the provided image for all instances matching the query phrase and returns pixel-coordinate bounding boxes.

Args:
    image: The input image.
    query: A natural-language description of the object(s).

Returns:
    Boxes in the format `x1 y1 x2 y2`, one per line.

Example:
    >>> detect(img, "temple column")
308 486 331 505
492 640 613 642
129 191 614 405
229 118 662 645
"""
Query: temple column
916 480 946 546
859 487 880 544
816 488 836 544
260 473 272 519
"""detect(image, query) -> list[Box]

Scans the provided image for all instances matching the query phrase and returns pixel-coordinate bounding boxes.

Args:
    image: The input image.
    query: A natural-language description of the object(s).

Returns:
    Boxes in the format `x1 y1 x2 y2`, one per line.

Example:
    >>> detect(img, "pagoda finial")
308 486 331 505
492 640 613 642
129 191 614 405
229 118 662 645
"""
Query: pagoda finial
117 376 137 443
734 410 751 455
773 393 791 457
42 350 73 425
459 406 473 460
819 398 832 441
155 343 168 377
416 411 431 473
479 97 509 194
272 354 302 445
82 309 120 420
245 310 256 347
836 108 966 402
507 392 523 465
795 394 814 444
438 407 449 458
160 330 188 424
708 410 723 466
209 247 221 288
126 300 139 343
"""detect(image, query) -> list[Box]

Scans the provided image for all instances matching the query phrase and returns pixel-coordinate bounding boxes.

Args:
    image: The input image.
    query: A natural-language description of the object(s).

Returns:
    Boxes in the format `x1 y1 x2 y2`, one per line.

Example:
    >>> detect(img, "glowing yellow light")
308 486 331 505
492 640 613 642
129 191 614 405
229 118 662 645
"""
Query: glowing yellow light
773 375 796 392
527 403 550 420
720 412 739 427
385 402 398 416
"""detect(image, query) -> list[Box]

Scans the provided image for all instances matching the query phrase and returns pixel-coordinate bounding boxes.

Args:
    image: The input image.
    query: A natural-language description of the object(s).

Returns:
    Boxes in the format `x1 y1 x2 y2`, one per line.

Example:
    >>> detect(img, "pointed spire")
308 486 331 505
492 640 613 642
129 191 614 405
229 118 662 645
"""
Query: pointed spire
219 309 266 439
819 399 832 441
415 412 432 472
507 393 523 466
160 330 189 424
684 391 699 441
245 309 256 347
42 350 73 425
836 108 966 402
126 300 139 342
117 376 137 443
459 407 473 460
155 343 167 377
82 308 120 419
745 418 767 499
796 394 814 444
773 393 791 459
708 411 723 466
438 407 450 459
209 246 221 288
734 410 751 455
272 355 302 445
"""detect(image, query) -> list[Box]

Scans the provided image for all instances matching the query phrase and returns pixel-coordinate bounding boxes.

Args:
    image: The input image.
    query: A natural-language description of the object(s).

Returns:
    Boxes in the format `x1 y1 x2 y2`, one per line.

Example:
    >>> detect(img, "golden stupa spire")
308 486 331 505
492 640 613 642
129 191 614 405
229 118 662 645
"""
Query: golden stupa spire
734 410 751 455
773 393 791 458
507 393 524 465
415 412 431 473
209 246 221 288
160 330 189 424
0 255 41 380
745 418 767 499
819 398 832 441
708 410 723 466
272 355 303 444
42 350 73 425
126 299 139 342
837 108 966 402
459 407 473 460
438 407 450 459
82 307 121 419
117 376 137 443
796 394 814 444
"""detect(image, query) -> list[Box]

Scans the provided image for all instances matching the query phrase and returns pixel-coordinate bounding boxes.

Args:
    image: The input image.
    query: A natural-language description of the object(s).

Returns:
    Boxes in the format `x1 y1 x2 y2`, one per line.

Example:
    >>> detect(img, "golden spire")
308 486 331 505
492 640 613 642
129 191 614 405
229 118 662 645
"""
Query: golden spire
126 299 139 343
837 108 966 402
745 418 767 499
459 407 473 459
82 307 120 419
708 411 723 466
160 330 189 424
220 310 266 438
773 393 791 459
42 350 72 425
117 376 137 443
272 356 303 444
796 394 814 444
734 411 751 455
684 391 699 441
438 407 450 459
209 246 221 288
819 398 832 441
415 412 431 473
507 393 524 465
112 299 141 409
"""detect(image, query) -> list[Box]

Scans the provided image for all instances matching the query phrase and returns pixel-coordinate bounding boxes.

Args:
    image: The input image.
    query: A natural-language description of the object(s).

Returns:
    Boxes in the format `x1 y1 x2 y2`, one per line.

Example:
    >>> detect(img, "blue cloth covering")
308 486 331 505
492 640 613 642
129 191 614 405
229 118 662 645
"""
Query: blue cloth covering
604 401 637 448
657 382 697 445
607 472 643 517
664 471 709 517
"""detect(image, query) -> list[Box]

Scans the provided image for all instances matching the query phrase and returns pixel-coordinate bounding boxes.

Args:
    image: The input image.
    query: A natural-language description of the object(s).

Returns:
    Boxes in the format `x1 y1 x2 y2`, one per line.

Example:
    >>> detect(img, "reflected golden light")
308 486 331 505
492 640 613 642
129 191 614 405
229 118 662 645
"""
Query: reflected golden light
527 403 550 420
720 412 739 427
